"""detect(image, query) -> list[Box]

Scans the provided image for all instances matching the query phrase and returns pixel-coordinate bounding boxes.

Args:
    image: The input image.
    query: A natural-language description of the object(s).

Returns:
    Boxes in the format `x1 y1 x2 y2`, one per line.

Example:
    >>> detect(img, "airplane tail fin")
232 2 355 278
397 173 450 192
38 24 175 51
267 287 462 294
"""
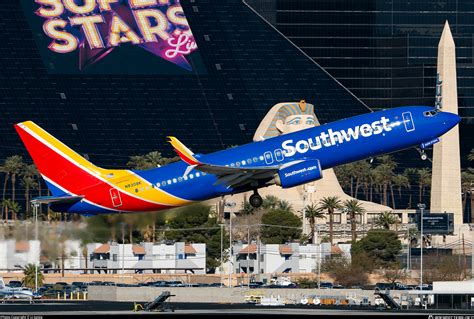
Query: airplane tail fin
167 136 201 166
15 121 105 197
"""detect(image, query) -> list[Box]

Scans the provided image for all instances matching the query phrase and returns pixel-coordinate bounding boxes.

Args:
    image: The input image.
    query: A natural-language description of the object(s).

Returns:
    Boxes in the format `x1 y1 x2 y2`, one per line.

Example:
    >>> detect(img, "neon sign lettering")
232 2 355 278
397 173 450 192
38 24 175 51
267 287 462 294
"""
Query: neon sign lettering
34 0 198 71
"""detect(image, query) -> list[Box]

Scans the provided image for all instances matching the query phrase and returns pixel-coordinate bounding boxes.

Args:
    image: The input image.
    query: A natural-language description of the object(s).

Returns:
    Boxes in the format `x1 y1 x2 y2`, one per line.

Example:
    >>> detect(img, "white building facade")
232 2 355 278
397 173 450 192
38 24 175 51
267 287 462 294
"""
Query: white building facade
87 242 206 274
230 242 352 275
0 240 40 271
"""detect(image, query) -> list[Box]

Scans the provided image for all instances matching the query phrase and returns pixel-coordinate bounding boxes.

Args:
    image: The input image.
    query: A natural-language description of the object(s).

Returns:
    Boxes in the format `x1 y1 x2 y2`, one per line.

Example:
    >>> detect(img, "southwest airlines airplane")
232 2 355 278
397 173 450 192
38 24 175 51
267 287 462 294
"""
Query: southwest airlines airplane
15 106 460 215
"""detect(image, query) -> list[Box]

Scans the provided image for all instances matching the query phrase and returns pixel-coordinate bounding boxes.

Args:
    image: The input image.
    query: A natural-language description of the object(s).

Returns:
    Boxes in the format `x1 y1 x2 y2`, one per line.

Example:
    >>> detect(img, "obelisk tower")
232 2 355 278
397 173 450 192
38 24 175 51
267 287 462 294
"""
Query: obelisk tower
430 21 463 225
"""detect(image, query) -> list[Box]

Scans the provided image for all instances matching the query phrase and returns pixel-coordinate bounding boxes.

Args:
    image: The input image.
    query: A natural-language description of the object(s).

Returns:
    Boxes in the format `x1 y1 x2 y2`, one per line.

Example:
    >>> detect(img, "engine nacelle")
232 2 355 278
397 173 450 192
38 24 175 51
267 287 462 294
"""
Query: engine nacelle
274 160 323 188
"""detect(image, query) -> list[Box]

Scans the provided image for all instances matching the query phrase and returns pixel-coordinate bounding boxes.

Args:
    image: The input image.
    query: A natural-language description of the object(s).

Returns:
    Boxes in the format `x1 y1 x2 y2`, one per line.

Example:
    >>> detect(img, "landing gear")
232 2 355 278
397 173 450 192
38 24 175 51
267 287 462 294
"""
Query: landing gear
415 147 429 161
249 191 263 208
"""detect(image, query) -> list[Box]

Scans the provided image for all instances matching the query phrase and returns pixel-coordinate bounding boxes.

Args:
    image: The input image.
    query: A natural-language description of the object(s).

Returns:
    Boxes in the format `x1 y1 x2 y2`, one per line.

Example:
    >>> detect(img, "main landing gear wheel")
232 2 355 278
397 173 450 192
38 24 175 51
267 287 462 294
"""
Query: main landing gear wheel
249 192 263 208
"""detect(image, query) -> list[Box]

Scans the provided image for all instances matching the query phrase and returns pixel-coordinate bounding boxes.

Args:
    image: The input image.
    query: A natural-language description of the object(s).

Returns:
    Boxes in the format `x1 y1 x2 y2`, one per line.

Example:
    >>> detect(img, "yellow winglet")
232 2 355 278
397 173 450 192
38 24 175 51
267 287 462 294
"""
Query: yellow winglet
167 136 200 166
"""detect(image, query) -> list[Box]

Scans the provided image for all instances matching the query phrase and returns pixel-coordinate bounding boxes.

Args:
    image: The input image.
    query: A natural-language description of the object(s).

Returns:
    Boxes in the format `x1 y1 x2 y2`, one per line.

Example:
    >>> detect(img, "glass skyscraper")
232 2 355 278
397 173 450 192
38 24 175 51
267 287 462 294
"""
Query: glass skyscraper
0 0 367 169
248 0 474 164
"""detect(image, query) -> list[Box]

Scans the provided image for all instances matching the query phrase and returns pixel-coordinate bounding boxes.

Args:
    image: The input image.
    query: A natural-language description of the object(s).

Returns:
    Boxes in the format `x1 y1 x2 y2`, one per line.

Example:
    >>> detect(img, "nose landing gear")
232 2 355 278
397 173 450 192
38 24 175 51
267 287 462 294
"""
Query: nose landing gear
249 190 263 208
416 147 428 161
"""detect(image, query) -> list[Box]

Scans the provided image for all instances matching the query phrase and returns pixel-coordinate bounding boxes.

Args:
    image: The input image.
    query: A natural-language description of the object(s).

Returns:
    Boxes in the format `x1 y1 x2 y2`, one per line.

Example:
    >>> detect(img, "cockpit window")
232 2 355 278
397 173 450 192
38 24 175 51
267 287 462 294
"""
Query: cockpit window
423 110 439 117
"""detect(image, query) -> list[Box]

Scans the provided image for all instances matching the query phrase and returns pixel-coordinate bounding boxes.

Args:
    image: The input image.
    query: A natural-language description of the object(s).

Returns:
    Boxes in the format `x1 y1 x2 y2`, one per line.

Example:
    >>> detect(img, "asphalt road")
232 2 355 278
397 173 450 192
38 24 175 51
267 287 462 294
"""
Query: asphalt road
0 300 473 316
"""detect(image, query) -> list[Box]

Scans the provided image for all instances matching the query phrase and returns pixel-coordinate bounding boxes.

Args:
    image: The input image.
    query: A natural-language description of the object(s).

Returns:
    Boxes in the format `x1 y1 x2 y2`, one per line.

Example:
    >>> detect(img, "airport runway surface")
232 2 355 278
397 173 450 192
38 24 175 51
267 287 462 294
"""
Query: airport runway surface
0 301 472 316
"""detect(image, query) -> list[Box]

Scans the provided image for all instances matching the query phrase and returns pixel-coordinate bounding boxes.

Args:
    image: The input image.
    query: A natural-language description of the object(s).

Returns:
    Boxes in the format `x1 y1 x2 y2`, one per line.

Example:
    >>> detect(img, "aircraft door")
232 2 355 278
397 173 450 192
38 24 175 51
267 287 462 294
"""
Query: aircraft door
402 112 415 132
264 151 274 164
274 149 284 162
109 188 123 207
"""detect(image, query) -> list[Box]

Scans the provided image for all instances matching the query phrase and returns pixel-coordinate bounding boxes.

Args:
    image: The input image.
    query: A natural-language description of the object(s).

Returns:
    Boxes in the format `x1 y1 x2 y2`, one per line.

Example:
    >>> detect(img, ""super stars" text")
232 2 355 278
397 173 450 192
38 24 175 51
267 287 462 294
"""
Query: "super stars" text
34 0 198 70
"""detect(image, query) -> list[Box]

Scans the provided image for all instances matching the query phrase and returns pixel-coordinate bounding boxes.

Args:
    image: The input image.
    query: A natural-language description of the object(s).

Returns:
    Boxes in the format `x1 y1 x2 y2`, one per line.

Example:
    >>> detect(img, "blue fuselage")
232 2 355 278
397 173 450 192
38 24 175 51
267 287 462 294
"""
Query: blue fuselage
133 106 460 202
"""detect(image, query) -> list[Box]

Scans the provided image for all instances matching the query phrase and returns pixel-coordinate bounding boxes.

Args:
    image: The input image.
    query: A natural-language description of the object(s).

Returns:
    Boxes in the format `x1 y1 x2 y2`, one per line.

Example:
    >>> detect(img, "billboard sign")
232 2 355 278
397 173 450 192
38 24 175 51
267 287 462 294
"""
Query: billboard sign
21 0 205 74
416 212 454 235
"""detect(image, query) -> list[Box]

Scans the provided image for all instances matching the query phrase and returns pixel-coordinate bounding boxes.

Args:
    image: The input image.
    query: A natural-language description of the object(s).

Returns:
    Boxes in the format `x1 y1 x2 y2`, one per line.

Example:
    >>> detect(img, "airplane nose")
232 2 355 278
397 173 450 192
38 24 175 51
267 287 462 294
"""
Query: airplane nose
440 111 461 129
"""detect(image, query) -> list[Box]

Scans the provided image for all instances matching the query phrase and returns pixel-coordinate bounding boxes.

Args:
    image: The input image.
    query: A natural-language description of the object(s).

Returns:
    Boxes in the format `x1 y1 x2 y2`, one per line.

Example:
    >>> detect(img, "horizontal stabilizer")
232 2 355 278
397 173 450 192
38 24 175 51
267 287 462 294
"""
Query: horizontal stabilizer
31 195 84 205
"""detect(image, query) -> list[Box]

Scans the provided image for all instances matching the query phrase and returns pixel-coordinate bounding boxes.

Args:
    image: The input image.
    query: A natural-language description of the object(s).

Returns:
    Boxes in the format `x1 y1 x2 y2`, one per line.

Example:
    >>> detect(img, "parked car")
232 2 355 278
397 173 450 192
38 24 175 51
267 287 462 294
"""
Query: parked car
55 282 68 287
208 283 222 287
165 280 185 287
88 281 103 286
102 281 116 286
333 284 345 289
7 280 22 288
414 284 432 290
375 282 392 290
319 282 333 289
151 281 167 287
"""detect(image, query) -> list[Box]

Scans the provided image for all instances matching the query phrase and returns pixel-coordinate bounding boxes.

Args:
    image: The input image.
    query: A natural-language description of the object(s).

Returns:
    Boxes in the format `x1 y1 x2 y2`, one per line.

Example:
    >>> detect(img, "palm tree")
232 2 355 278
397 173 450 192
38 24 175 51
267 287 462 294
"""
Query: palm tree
405 227 420 247
353 160 371 199
277 199 293 212
126 155 148 170
468 149 474 162
304 203 326 244
2 199 20 222
1 155 25 203
403 168 418 208
127 151 176 170
343 199 366 242
1 199 8 222
262 195 280 210
374 155 397 207
4 156 25 204
333 165 352 194
145 151 165 168
392 174 410 204
417 168 431 203
318 196 342 246
22 164 39 218
375 211 398 230
21 263 43 290
462 171 474 222
8 200 21 221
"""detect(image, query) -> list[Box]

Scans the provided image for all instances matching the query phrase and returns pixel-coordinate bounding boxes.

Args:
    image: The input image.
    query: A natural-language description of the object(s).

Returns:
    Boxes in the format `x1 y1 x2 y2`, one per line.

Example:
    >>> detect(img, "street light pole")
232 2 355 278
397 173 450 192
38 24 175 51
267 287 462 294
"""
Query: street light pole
220 223 223 287
317 225 321 289
228 212 232 288
121 222 125 282
418 203 426 289
33 202 39 293
302 186 307 238
247 224 250 289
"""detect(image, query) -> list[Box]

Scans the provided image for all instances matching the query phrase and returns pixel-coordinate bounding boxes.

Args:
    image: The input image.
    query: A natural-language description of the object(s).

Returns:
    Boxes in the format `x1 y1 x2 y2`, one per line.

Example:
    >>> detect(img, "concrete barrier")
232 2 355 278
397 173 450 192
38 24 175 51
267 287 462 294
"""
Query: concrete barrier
88 286 380 304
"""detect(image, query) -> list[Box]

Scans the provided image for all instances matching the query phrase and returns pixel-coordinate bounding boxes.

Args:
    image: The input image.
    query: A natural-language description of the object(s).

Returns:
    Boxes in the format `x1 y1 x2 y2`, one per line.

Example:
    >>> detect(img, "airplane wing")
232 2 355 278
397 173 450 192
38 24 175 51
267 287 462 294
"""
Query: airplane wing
168 136 280 188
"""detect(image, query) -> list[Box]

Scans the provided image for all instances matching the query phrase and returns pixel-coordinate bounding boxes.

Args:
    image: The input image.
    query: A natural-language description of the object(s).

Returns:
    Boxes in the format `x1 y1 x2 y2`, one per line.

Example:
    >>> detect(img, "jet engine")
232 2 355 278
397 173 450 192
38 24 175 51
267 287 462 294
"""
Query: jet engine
274 159 322 188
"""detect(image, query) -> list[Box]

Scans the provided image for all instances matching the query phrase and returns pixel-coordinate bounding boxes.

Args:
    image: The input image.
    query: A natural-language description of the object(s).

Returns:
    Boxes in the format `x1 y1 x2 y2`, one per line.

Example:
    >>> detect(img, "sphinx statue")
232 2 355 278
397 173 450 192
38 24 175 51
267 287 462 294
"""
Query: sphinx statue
219 101 391 233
